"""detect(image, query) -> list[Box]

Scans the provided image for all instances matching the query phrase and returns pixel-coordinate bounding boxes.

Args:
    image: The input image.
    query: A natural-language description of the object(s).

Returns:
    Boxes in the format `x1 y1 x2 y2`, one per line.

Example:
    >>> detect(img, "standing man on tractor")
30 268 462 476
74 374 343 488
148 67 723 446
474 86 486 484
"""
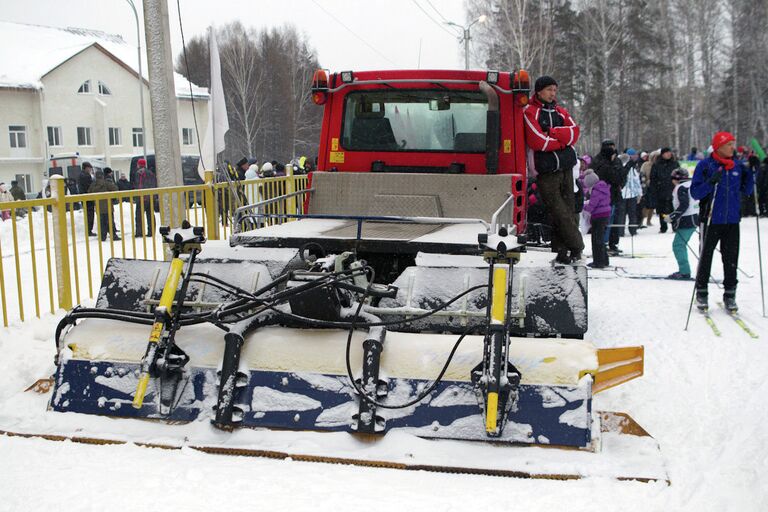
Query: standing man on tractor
523 75 584 264
691 132 754 312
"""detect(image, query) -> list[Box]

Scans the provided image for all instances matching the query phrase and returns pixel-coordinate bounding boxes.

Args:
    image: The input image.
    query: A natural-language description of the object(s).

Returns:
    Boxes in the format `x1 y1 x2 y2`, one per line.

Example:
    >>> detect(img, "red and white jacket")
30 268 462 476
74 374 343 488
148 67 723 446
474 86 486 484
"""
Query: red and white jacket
523 96 580 152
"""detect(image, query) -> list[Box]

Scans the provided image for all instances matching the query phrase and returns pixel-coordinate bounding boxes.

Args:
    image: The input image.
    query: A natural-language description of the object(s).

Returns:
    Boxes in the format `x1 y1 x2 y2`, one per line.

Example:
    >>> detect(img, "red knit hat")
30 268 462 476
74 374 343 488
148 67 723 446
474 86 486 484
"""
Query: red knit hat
137 158 147 168
711 132 735 151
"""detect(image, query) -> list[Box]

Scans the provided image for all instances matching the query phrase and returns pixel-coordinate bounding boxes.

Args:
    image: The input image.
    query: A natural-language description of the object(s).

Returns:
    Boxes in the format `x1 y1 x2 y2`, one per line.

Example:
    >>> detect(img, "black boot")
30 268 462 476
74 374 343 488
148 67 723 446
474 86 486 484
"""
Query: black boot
696 289 709 312
554 250 571 265
723 289 738 312
569 250 583 263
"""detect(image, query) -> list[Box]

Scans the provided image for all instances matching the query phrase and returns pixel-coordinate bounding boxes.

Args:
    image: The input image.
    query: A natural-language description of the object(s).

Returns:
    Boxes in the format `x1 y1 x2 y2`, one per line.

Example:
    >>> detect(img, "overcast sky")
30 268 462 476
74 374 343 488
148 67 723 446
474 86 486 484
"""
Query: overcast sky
1 0 474 72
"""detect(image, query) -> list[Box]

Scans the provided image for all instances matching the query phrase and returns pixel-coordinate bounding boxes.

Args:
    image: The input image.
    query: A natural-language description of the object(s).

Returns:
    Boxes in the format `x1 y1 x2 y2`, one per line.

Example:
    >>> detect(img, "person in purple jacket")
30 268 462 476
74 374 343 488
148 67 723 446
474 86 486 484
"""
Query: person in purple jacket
583 169 612 268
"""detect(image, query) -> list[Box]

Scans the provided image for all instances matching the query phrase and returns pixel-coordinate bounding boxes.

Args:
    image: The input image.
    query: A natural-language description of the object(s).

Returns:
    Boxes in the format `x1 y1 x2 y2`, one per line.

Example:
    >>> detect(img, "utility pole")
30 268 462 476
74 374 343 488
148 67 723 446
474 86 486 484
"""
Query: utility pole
143 0 183 229
463 27 470 71
446 15 487 71
143 0 182 188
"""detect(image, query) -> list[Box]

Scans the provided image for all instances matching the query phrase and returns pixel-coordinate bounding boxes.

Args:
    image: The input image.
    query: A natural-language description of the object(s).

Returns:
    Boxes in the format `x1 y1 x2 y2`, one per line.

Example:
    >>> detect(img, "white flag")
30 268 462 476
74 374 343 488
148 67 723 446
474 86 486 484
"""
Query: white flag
198 26 229 178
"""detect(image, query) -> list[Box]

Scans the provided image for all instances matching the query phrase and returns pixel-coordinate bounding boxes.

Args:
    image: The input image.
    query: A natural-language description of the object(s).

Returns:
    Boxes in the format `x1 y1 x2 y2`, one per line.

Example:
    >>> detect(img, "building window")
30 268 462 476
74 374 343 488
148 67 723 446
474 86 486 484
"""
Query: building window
77 80 91 94
98 81 112 95
109 127 121 146
132 128 144 148
47 126 62 147
182 128 194 145
14 174 32 194
77 127 92 146
9 125 27 148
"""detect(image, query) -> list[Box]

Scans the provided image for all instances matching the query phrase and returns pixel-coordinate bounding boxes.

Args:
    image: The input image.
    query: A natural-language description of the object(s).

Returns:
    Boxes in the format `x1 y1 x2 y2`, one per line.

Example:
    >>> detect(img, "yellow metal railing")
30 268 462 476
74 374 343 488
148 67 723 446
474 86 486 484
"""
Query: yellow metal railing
0 171 309 327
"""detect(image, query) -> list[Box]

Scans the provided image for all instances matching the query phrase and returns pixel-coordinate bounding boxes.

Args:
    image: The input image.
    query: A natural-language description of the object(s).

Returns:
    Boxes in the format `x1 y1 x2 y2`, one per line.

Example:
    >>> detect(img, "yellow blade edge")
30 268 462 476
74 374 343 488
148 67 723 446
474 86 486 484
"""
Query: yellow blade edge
591 346 644 394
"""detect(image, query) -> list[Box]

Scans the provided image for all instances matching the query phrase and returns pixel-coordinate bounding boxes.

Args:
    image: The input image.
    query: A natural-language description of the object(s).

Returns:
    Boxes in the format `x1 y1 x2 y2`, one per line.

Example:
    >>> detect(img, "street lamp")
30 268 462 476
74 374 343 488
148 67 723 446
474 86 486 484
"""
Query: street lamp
445 15 488 71
125 0 148 164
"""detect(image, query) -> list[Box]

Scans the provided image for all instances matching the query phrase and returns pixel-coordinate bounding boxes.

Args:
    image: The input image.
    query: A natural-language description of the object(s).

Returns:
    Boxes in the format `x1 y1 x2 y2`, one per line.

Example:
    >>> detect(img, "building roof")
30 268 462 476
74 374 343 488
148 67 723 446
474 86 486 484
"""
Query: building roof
0 21 208 99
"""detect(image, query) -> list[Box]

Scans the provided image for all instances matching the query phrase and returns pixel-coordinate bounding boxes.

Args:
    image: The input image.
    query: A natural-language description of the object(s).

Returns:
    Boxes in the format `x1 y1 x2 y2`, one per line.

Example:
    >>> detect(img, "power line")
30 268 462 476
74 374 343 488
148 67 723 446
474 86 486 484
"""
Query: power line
410 0 462 38
309 0 399 67
425 0 450 23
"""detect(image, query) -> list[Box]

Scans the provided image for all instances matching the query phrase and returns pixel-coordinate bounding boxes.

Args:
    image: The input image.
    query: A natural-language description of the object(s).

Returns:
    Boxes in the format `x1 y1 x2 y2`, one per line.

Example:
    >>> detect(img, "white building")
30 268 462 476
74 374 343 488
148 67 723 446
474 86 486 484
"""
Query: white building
0 21 209 193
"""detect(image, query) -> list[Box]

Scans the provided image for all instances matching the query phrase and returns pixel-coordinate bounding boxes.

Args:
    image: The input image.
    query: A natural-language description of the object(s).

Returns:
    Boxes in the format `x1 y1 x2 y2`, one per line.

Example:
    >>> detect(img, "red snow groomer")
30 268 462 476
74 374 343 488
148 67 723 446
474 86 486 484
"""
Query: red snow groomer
48 69 664 481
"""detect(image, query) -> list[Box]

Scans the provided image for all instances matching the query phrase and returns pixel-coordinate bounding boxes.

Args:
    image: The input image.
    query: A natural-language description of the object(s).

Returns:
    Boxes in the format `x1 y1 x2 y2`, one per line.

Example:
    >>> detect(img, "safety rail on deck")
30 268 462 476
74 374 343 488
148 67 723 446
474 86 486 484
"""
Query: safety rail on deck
0 172 309 327
234 187 313 232
490 194 516 236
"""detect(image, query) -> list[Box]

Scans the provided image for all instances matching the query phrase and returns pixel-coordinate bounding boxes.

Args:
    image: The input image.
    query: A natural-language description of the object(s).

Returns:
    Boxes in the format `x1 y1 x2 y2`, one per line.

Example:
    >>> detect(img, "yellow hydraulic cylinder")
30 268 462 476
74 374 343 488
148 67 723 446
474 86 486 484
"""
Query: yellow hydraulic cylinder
132 257 185 409
491 267 507 323
486 266 507 433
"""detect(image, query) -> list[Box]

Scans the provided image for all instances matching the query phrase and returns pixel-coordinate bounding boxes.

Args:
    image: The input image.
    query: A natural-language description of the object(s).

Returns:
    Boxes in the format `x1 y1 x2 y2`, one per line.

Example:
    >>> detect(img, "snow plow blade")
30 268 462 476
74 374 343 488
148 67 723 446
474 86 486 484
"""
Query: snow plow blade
52 322 599 446
0 410 667 483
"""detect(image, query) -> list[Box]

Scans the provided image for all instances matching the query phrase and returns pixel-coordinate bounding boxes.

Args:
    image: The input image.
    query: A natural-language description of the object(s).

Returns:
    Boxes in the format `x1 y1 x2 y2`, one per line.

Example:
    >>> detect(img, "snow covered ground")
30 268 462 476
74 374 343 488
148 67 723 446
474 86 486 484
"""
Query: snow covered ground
1 219 767 511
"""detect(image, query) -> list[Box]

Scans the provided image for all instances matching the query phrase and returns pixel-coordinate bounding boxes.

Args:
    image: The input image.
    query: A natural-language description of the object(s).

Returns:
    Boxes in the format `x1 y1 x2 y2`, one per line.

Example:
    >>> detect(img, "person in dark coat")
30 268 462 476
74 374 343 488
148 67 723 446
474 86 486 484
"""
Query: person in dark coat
88 170 120 241
65 178 79 197
589 139 625 254
522 75 583 264
117 175 131 191
134 158 156 237
759 157 768 216
116 174 132 203
650 147 678 233
9 180 25 201
78 162 96 236
525 179 552 246
742 155 760 217
690 132 754 312
235 157 249 181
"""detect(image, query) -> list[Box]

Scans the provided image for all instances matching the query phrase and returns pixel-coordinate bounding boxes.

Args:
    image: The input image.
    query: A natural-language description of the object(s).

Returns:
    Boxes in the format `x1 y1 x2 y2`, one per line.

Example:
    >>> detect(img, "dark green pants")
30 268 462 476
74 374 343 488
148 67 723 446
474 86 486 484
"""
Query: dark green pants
536 169 585 254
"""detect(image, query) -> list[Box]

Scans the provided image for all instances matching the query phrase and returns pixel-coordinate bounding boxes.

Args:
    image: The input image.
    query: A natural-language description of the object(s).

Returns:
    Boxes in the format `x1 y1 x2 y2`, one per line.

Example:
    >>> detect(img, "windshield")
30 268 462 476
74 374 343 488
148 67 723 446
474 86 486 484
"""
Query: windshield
341 90 488 152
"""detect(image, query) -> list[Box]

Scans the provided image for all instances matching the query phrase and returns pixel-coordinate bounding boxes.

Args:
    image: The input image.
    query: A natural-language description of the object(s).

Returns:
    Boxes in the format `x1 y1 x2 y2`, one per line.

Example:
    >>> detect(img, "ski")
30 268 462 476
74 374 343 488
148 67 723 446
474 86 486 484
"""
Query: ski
700 310 722 336
622 274 692 281
717 303 759 339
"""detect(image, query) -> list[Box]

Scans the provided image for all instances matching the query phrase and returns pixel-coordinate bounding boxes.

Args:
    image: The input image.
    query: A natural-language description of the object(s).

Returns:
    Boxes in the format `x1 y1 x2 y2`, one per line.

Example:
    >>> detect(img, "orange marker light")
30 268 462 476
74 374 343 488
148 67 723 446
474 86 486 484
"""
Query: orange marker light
312 91 327 105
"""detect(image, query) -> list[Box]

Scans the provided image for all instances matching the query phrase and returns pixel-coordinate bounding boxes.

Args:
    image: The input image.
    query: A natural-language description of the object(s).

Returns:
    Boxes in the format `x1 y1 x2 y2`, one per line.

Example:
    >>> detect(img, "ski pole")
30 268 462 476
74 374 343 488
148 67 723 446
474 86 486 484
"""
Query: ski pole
754 190 766 317
694 228 753 278
685 182 717 331
684 238 723 288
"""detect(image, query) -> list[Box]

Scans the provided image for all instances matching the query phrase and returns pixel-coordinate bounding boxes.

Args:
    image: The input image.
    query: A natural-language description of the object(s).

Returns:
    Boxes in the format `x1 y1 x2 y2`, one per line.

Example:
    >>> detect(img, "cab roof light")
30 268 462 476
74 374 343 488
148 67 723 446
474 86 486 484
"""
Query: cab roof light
486 70 499 85
312 69 329 91
513 69 531 92
340 70 354 83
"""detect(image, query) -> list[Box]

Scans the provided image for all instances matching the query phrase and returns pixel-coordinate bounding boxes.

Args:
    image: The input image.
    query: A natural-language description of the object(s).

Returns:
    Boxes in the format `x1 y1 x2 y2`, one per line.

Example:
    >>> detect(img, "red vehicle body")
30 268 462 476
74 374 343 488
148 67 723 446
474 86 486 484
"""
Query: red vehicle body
309 69 531 234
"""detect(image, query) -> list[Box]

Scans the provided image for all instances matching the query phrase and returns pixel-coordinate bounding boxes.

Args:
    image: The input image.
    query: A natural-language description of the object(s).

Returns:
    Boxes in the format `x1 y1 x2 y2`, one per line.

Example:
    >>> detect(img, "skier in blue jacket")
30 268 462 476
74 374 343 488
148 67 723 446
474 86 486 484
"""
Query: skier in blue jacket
690 131 755 312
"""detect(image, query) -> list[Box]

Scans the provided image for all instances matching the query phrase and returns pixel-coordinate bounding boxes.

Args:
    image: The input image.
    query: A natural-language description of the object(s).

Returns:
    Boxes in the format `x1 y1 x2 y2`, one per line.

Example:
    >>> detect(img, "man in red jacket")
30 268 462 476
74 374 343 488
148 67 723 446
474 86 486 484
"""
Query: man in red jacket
523 76 584 264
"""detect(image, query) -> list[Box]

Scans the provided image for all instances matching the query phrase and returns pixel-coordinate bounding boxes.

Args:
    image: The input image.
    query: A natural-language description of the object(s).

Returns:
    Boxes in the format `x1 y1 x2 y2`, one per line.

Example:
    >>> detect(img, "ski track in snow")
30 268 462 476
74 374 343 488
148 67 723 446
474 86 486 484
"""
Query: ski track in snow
2 221 768 511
